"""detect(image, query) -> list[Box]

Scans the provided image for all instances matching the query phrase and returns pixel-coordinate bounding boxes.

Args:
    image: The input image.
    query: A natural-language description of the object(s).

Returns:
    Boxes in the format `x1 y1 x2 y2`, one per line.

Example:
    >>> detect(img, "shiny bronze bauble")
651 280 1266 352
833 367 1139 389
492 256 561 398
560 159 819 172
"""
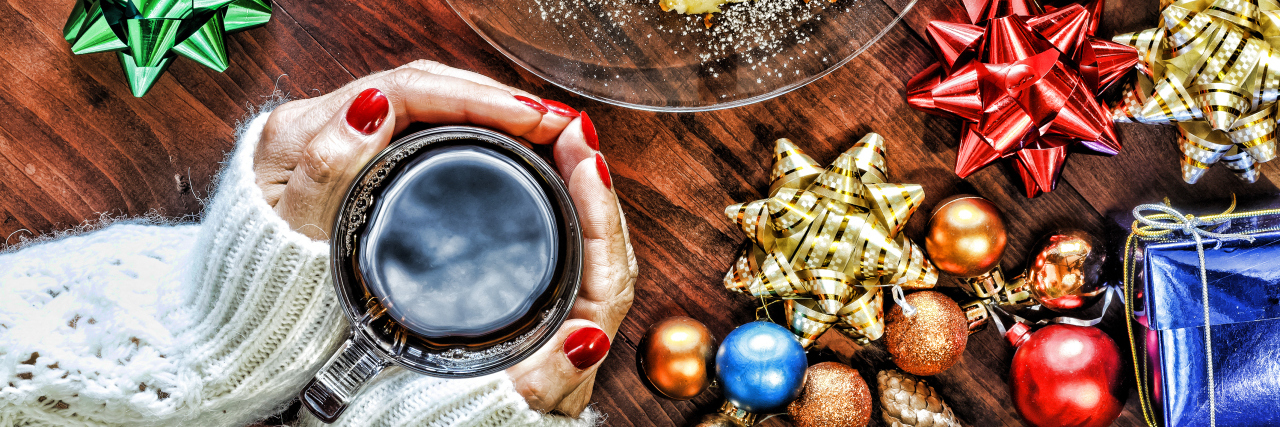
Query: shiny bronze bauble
1026 230 1107 312
1010 324 1125 427
925 195 1008 278
638 317 716 400
884 291 968 376
787 362 873 427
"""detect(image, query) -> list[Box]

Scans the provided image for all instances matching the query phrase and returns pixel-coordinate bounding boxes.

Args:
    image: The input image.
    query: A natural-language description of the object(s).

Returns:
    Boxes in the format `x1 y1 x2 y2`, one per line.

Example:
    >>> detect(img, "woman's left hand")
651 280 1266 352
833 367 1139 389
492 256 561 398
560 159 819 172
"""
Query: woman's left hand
252 60 577 241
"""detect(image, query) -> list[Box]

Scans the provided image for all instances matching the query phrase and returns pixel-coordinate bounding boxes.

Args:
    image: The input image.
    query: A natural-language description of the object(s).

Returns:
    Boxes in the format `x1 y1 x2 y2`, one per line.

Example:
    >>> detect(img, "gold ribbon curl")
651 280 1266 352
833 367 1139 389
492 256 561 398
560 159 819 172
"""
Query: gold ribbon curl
1113 0 1280 184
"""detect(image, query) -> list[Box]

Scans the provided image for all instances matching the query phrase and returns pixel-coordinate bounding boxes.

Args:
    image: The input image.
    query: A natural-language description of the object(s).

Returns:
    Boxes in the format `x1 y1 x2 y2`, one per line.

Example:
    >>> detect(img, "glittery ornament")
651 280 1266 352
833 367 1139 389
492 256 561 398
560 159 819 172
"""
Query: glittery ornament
878 369 960 427
884 291 968 376
787 362 873 427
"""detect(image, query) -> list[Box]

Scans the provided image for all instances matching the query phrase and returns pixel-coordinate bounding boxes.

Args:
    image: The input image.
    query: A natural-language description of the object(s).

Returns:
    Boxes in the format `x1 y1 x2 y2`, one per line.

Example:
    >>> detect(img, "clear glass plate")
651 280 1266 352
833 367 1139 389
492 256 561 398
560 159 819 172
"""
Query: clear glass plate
446 0 919 112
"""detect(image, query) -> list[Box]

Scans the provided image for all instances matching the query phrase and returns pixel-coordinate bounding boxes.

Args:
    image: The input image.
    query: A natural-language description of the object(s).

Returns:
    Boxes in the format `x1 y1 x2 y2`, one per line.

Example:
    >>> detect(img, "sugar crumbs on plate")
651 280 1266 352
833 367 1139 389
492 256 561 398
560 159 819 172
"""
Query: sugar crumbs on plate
529 0 853 70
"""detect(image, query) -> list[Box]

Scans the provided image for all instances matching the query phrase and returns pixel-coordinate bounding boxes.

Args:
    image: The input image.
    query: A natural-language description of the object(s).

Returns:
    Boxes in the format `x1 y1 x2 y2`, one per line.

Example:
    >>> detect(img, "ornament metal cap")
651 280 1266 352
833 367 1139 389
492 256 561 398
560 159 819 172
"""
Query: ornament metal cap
693 400 757 427
962 299 990 334
1006 321 1032 347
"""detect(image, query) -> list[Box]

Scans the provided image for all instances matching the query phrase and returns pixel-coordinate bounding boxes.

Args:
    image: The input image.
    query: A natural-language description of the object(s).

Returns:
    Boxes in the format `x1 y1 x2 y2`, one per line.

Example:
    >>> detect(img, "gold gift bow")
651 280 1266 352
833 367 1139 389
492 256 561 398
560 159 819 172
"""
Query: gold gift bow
1112 0 1280 184
1122 197 1280 427
723 135 938 347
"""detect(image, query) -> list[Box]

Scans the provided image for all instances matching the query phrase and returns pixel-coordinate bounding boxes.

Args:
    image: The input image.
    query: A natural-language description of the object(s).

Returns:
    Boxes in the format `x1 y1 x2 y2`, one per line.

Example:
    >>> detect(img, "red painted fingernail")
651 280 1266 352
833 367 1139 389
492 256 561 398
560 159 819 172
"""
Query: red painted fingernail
515 95 548 114
563 327 610 370
595 153 612 190
542 99 579 117
581 111 599 151
346 88 389 135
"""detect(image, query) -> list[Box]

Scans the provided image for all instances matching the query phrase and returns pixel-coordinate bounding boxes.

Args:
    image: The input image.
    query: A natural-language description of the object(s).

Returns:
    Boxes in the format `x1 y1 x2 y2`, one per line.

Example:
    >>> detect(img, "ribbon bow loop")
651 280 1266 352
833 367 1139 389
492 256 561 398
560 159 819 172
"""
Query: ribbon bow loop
1132 201 1257 248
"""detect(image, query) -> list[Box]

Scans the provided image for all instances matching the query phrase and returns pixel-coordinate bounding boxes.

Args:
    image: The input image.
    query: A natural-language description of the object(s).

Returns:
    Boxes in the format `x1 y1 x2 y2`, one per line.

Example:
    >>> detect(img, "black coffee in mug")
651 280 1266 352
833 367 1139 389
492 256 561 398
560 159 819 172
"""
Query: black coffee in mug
303 127 581 423
358 145 559 338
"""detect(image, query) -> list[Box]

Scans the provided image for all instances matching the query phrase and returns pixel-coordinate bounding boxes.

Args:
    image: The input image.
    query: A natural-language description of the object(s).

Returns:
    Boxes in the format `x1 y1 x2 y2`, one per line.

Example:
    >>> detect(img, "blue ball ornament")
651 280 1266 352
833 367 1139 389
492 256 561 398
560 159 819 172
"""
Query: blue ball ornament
715 321 807 413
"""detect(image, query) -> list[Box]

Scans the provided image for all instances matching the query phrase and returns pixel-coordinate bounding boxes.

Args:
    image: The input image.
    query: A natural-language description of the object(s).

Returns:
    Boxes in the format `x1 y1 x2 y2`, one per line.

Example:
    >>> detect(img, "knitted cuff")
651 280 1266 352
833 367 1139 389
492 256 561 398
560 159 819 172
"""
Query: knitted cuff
299 368 599 427
182 112 596 427
173 112 347 422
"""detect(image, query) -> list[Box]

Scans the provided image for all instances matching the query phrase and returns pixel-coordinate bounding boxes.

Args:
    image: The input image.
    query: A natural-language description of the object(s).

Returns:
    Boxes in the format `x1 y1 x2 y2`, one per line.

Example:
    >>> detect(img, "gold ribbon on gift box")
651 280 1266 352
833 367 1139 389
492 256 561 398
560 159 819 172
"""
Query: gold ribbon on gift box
723 135 938 348
1122 196 1280 427
1112 0 1280 184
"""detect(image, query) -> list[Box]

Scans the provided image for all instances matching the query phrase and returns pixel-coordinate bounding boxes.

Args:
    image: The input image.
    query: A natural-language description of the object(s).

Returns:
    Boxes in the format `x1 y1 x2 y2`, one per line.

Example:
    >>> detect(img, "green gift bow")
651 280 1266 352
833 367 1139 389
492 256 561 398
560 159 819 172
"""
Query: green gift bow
64 0 272 97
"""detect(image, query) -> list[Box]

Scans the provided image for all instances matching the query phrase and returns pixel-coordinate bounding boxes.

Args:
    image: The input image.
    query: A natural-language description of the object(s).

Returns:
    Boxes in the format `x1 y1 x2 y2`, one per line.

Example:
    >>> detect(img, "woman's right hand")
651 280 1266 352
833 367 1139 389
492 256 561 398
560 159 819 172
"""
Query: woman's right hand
250 61 636 418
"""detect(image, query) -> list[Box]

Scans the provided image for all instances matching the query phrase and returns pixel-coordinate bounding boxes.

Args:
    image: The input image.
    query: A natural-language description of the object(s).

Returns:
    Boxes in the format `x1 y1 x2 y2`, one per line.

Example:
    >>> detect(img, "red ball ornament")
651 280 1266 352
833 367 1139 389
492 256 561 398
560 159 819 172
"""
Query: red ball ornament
1008 324 1125 427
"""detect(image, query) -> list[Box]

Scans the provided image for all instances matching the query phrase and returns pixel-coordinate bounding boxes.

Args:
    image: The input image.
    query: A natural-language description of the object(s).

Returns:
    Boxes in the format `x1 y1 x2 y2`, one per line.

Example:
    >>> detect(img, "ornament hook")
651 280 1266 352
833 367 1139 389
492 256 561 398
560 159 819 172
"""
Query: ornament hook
891 284 916 317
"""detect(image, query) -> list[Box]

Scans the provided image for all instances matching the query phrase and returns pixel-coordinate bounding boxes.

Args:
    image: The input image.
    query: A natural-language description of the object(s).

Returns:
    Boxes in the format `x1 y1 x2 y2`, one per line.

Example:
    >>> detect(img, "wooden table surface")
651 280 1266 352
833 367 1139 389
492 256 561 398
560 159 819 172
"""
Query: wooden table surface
4 0 1279 425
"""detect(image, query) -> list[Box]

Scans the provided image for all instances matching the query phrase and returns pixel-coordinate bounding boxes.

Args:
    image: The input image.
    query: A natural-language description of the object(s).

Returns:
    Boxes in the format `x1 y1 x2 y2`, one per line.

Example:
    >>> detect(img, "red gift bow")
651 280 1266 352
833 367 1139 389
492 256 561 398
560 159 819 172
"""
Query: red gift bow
906 0 1138 197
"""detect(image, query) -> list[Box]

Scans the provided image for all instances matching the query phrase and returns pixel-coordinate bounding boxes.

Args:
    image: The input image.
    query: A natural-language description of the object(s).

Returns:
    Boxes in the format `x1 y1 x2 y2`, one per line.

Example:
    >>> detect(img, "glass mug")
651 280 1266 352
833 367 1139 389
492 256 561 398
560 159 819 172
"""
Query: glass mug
301 126 582 422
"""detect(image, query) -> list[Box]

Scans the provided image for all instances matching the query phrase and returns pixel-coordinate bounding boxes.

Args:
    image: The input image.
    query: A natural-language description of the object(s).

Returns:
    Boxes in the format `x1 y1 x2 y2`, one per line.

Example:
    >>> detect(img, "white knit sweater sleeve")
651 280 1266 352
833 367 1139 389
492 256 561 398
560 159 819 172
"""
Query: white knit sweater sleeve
0 112 597 427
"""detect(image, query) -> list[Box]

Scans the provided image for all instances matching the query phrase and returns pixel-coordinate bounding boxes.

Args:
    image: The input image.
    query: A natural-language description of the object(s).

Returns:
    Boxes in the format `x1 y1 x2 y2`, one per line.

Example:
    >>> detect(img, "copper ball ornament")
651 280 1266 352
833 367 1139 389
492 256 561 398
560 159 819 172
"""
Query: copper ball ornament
925 195 1008 278
1026 230 1107 312
638 316 716 400
884 291 968 376
787 362 873 427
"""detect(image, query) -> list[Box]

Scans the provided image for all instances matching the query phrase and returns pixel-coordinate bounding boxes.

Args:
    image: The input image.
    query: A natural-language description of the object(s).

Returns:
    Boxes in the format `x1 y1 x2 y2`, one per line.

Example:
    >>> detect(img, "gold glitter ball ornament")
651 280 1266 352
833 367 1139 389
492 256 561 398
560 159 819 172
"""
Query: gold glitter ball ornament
878 369 960 427
884 291 968 376
786 362 872 427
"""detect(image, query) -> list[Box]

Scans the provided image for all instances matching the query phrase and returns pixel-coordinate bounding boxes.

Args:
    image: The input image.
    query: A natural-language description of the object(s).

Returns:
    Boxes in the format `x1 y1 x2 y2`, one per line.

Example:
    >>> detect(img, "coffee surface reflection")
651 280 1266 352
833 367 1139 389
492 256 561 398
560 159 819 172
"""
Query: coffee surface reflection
358 145 558 338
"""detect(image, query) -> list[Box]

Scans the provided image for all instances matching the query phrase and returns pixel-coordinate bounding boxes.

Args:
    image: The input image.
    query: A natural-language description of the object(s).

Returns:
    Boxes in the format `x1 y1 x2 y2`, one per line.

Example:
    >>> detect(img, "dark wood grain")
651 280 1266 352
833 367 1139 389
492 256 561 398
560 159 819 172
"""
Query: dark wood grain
1 0 1268 425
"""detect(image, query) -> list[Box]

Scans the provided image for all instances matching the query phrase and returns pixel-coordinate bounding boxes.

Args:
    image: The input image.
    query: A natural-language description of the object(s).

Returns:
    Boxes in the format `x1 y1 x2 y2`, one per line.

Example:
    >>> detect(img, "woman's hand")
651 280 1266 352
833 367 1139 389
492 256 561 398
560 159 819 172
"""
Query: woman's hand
251 61 637 417
253 60 577 240
503 102 638 417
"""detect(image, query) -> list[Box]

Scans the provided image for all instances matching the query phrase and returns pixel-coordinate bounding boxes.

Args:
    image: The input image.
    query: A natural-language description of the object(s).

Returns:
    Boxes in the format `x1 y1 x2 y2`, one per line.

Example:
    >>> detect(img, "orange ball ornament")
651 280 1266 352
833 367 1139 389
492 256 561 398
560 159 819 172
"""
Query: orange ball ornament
1026 230 1107 312
925 195 1008 278
884 291 968 376
638 317 717 400
787 362 873 427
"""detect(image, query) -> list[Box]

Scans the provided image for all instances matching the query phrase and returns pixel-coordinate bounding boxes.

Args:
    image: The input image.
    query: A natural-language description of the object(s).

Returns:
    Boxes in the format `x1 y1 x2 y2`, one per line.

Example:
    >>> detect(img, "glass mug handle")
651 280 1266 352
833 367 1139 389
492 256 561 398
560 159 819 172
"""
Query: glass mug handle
301 336 390 423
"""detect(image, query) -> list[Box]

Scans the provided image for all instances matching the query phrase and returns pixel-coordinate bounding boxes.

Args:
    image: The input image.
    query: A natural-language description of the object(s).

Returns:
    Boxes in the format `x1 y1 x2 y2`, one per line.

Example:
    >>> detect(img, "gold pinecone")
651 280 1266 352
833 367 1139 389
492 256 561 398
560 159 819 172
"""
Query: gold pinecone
877 369 960 427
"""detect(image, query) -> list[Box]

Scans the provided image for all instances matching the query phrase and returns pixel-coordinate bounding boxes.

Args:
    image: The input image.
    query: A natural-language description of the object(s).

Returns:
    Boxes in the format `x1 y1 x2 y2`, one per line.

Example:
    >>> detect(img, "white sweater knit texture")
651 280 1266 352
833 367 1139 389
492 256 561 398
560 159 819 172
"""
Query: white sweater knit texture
0 113 595 427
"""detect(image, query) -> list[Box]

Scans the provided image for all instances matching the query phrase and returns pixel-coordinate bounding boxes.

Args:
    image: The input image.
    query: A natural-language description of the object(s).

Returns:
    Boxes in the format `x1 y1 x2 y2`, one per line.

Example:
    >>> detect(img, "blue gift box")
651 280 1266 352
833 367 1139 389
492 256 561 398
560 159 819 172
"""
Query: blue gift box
1128 213 1280 427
